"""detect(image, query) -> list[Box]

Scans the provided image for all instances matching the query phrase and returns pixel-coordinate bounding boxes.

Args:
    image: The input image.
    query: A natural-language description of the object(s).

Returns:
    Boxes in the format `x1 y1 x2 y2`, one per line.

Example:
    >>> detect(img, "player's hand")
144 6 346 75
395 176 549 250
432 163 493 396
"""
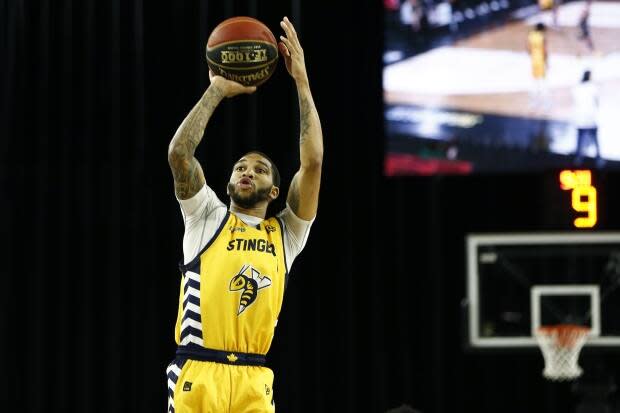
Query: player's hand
278 16 308 85
208 71 256 97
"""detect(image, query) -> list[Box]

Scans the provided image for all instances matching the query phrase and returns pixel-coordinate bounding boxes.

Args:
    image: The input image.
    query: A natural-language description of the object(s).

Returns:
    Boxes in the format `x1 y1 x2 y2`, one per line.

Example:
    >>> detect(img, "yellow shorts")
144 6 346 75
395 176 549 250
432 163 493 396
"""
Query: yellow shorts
166 358 276 413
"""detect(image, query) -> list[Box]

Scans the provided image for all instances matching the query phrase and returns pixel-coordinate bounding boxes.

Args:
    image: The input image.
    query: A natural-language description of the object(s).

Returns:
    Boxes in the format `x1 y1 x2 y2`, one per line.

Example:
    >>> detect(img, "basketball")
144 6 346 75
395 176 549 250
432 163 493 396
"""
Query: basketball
206 17 279 87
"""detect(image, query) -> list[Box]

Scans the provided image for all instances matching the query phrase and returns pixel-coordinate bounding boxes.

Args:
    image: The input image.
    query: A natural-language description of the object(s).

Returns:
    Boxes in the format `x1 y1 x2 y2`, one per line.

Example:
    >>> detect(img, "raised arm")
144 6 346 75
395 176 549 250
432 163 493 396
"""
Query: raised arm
279 17 324 220
168 75 256 200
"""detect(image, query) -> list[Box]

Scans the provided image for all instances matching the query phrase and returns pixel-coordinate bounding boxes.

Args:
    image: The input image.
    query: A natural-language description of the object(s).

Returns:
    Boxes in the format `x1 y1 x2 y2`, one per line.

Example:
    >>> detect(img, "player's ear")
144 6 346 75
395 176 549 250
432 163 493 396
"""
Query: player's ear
269 185 279 201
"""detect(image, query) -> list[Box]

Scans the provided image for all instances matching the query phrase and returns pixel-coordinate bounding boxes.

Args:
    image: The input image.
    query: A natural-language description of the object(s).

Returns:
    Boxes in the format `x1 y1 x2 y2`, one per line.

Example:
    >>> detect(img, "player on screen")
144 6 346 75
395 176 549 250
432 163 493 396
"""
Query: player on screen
527 23 549 109
551 0 562 28
538 0 553 12
577 0 595 53
572 70 601 165
165 16 323 412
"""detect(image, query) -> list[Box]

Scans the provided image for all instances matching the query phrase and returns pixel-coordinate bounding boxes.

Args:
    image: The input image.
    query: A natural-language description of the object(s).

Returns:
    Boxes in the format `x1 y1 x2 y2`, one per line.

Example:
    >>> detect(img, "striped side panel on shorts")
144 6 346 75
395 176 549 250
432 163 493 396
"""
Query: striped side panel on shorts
166 359 185 413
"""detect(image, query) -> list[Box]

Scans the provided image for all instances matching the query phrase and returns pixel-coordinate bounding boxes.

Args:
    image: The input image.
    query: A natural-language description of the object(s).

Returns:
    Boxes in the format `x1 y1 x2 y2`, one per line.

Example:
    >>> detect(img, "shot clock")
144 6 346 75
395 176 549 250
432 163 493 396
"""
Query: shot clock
559 170 597 229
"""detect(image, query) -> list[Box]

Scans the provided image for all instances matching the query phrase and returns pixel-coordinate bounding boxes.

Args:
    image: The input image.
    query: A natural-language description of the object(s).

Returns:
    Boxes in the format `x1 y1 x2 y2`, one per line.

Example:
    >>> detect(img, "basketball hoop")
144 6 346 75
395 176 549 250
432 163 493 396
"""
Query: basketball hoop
535 324 590 381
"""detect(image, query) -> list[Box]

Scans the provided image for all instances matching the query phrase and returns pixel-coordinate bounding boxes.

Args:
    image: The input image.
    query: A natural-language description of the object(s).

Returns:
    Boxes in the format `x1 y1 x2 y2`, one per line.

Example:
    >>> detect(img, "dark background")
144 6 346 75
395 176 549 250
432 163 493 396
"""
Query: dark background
2 0 619 412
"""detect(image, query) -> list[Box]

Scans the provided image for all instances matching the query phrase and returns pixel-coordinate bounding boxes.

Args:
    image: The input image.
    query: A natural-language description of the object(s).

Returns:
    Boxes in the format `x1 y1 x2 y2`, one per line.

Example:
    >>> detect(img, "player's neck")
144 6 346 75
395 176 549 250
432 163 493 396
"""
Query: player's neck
229 202 267 220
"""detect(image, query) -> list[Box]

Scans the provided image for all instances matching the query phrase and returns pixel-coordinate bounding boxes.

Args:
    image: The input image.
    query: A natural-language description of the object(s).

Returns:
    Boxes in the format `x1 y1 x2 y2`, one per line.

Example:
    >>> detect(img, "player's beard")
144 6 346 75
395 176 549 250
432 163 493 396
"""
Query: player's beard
227 182 272 209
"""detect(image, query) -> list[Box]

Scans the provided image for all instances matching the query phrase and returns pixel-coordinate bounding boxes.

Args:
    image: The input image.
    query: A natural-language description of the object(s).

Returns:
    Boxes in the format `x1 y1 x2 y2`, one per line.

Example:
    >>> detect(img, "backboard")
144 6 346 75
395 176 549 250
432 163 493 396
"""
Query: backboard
466 233 620 349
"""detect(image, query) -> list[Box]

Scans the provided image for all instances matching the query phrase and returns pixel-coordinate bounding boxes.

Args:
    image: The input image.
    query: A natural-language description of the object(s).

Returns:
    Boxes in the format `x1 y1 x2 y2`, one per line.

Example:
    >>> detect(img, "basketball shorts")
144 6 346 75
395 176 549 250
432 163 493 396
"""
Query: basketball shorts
166 358 276 413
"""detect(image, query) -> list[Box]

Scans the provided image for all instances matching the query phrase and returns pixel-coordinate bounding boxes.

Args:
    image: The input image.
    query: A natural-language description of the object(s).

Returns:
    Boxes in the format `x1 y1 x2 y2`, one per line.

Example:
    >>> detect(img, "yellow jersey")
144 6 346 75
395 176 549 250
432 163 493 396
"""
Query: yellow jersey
528 31 546 78
538 0 553 10
174 212 287 355
528 31 545 60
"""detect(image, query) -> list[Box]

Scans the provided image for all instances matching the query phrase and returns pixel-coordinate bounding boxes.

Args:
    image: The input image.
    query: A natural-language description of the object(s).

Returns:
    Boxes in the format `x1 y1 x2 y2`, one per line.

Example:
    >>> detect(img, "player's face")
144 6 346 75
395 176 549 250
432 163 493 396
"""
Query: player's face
227 154 275 208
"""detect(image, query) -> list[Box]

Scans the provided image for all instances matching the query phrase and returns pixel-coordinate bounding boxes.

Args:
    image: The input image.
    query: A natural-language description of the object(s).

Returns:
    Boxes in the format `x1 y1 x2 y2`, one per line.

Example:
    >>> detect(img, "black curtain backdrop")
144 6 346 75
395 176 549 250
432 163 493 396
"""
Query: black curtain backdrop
2 1 619 413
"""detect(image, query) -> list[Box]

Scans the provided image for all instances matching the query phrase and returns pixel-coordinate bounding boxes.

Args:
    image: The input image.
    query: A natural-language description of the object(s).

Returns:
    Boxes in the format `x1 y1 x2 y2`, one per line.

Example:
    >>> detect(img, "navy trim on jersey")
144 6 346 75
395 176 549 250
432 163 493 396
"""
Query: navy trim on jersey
179 211 231 273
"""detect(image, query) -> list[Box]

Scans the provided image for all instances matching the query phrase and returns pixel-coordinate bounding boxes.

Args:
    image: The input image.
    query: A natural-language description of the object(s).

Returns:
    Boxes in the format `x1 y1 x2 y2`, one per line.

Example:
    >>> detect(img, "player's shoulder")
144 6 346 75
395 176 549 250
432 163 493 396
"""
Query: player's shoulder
179 184 226 219
274 205 315 229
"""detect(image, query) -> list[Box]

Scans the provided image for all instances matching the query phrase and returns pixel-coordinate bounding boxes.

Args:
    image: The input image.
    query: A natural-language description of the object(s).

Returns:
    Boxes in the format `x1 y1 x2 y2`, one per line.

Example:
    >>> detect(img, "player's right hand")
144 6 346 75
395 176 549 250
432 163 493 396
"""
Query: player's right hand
209 71 257 97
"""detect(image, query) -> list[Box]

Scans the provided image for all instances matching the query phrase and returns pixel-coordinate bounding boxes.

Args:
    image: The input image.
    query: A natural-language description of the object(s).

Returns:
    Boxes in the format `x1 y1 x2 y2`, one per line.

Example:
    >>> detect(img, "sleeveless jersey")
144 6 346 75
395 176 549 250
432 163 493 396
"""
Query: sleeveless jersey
528 31 546 78
528 31 545 61
538 0 553 10
174 212 287 355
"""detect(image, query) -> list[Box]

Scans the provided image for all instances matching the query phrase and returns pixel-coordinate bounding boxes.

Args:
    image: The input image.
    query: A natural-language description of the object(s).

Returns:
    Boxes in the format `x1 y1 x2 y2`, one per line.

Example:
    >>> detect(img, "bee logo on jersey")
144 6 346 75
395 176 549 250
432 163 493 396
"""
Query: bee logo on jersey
229 264 272 315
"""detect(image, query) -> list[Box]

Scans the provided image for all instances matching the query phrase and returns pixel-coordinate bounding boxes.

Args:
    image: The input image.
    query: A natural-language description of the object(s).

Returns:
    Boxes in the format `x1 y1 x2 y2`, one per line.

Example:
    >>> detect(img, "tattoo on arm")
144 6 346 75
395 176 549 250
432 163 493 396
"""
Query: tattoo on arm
170 157 204 199
168 86 223 199
299 96 311 145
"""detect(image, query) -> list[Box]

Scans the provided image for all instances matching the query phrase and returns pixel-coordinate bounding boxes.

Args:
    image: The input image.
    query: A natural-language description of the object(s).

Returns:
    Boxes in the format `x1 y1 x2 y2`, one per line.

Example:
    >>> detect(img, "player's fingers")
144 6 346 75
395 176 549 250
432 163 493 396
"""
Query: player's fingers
283 16 298 40
280 18 299 47
279 20 293 40
279 35 296 54
278 42 290 57
280 36 300 56
280 17 299 45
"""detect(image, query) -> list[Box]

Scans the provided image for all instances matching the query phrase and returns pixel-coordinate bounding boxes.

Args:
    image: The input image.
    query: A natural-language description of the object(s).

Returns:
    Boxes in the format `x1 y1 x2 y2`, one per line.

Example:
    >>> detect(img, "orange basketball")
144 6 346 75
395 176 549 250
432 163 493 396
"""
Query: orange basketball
206 17 279 87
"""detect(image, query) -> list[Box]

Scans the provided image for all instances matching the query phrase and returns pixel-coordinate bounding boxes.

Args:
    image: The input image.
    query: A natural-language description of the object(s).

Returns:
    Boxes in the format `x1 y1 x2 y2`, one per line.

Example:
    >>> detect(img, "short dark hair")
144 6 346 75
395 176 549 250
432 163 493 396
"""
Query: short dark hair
582 69 591 82
535 22 546 31
239 151 281 188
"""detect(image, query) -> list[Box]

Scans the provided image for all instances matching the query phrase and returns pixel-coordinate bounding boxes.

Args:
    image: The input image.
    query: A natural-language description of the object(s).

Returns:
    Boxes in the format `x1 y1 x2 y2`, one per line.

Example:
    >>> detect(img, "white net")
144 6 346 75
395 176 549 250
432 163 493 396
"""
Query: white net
535 324 590 381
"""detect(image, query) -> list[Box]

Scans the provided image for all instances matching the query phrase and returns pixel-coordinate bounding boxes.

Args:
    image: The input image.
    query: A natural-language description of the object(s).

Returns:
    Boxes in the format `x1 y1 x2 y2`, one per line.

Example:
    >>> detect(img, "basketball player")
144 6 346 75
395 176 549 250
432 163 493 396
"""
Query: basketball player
551 0 562 28
527 23 549 108
538 0 553 13
572 70 601 164
165 16 323 413
577 0 595 53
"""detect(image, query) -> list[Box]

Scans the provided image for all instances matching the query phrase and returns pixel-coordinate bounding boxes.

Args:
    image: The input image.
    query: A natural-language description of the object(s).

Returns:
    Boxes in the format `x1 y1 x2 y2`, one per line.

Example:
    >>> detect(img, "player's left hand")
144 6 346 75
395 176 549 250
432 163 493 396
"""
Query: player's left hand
278 16 308 85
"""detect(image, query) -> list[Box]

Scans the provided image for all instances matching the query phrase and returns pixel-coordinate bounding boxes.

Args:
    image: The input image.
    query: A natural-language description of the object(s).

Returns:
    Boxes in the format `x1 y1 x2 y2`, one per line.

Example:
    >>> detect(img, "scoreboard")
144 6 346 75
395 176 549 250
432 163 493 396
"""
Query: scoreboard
535 168 620 232
559 170 597 229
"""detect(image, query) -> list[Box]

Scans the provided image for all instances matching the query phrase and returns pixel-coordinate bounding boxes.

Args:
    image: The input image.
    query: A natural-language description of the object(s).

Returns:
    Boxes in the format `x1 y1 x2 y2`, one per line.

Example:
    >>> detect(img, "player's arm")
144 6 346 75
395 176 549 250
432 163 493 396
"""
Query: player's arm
167 75 256 200
279 17 323 220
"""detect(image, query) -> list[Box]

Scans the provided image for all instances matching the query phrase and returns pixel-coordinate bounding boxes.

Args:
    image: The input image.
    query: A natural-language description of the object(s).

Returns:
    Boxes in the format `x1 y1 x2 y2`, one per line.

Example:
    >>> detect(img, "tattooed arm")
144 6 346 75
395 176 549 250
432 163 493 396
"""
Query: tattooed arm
279 17 323 220
168 75 256 200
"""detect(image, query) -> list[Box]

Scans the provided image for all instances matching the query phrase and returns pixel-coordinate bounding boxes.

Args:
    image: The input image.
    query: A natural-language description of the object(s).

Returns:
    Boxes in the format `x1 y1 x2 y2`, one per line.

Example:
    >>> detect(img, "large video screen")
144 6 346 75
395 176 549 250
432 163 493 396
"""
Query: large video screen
383 0 620 175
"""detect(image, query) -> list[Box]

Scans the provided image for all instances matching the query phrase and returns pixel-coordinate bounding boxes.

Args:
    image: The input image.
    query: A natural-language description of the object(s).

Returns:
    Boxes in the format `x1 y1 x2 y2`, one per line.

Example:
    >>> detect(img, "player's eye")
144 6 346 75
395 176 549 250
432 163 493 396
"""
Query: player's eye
236 166 245 171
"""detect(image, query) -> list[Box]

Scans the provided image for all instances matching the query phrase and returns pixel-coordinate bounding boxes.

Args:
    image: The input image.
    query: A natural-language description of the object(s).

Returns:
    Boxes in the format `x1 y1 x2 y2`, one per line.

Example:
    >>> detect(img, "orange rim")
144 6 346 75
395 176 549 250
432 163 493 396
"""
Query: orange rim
537 324 590 348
